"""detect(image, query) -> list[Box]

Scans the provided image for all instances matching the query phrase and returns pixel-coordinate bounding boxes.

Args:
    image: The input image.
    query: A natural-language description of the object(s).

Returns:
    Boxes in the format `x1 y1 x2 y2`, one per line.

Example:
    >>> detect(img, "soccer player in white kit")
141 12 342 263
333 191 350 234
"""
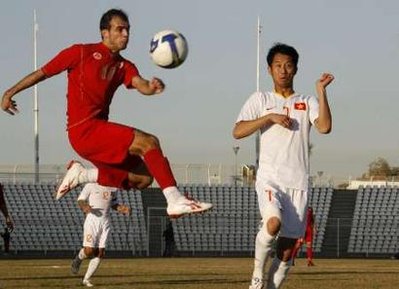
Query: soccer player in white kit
71 183 131 287
233 43 334 289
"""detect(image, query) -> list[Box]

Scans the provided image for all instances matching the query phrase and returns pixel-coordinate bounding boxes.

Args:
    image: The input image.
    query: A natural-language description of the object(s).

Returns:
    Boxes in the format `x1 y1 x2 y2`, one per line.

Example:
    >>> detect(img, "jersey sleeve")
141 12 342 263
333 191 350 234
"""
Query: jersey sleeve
77 184 91 201
41 44 83 77
308 95 319 125
122 60 140 89
236 92 263 123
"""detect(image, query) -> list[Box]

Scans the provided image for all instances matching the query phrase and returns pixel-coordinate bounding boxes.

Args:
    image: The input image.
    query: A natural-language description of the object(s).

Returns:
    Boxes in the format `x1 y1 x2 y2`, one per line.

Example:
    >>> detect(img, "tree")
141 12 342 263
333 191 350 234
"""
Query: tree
364 157 392 179
391 167 399 177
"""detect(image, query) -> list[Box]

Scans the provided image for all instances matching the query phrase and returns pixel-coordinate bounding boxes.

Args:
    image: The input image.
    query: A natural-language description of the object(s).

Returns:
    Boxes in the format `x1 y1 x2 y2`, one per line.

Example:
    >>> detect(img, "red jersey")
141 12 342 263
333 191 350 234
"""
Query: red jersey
41 42 140 129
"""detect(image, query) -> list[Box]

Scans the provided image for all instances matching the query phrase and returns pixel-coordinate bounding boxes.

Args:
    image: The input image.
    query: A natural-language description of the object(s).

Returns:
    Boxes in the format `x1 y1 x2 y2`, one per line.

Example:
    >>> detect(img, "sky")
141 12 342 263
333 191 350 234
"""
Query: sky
0 0 398 183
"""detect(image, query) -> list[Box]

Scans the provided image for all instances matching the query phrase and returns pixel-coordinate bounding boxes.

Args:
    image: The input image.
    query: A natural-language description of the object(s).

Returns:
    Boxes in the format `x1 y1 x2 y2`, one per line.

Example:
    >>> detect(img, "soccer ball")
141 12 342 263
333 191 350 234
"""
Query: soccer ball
150 30 188 69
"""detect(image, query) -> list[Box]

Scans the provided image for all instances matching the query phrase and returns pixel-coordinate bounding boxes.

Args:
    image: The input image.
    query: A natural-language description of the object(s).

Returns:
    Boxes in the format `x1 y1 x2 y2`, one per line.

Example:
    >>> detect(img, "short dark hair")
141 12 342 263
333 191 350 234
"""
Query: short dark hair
266 43 299 67
100 9 129 31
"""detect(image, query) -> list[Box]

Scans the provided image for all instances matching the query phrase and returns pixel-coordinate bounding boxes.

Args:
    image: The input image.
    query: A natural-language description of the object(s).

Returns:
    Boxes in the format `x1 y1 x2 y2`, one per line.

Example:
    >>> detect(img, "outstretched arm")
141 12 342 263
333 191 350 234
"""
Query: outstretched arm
314 73 334 134
132 75 165 96
233 113 292 139
1 69 47 115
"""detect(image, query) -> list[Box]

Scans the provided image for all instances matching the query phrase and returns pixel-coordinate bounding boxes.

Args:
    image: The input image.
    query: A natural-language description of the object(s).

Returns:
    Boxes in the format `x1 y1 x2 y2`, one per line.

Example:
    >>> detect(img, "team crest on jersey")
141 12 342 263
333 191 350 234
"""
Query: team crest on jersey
93 52 102 60
103 191 110 200
294 102 307 110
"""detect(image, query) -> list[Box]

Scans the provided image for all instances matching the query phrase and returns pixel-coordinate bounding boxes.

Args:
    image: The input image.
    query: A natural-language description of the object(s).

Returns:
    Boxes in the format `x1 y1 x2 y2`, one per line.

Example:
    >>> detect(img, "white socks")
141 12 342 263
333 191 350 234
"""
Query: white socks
266 258 291 289
163 186 182 204
77 248 101 282
84 257 101 281
78 248 88 260
252 226 275 280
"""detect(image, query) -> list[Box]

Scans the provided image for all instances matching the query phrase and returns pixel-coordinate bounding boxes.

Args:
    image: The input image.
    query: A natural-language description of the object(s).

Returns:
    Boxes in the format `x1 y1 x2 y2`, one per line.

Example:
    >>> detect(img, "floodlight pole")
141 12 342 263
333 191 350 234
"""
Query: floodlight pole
233 145 240 186
256 16 261 93
33 9 39 183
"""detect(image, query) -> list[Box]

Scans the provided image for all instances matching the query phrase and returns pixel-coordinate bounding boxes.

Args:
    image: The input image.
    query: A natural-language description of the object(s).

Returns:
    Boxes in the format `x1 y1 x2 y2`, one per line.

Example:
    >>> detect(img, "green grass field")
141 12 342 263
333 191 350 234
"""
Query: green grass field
0 257 398 289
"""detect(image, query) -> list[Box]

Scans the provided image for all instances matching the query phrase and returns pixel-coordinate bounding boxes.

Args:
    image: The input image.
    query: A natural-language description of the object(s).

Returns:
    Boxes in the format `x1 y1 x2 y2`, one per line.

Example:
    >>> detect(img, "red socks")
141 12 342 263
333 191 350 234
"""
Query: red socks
307 247 313 261
143 148 177 190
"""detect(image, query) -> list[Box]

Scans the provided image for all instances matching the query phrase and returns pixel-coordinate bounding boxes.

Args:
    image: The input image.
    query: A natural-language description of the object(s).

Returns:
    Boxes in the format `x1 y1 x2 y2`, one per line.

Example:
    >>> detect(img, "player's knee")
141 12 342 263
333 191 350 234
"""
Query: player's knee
128 175 153 189
130 131 161 155
137 176 153 189
266 216 281 236
141 134 160 152
84 247 95 257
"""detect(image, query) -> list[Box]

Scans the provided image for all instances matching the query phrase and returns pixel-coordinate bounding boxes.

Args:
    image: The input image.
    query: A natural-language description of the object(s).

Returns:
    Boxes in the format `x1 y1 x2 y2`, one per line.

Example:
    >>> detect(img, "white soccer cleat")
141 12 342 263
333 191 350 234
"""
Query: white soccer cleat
249 277 264 289
166 194 213 218
71 256 82 275
82 279 94 287
55 160 85 200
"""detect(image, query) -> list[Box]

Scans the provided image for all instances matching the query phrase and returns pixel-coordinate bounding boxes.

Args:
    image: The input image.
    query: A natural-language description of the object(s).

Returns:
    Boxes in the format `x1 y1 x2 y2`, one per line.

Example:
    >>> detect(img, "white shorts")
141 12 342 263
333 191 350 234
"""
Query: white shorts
256 180 308 239
83 214 111 248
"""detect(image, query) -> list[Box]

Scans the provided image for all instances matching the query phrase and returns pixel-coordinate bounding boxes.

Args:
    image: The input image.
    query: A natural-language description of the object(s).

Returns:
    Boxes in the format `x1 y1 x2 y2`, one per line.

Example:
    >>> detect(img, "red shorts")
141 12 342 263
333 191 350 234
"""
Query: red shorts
68 118 143 188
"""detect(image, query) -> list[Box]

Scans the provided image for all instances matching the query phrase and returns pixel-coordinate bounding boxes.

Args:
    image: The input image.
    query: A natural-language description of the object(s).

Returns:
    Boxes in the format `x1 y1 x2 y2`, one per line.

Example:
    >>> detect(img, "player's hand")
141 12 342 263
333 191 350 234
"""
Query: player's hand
316 73 334 91
1 94 19 115
269 113 292 129
5 215 14 232
81 204 92 214
149 77 165 94
118 205 131 215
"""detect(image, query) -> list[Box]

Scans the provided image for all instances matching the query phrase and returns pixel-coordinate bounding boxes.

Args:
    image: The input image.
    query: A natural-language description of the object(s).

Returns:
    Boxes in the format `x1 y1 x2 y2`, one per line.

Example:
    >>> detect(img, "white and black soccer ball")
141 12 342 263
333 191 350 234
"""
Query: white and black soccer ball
150 30 188 69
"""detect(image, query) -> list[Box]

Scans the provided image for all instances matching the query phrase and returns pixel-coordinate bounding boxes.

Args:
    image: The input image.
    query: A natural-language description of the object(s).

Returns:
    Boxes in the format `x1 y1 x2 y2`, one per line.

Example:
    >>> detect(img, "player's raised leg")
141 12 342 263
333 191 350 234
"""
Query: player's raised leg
55 161 98 200
130 129 213 218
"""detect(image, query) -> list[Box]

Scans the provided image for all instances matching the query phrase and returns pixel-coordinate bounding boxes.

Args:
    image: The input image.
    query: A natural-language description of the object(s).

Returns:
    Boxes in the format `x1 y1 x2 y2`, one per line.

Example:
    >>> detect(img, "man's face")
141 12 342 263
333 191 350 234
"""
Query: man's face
268 53 297 89
102 16 130 52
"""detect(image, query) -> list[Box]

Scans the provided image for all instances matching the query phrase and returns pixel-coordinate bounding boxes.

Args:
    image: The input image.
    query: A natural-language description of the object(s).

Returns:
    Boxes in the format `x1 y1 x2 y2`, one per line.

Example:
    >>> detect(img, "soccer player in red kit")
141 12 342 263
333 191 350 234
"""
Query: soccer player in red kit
291 207 316 266
1 9 212 218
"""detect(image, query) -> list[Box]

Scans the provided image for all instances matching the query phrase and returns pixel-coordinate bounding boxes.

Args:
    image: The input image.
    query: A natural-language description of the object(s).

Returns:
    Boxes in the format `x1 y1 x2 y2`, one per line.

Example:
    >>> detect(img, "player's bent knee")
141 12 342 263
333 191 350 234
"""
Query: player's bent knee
266 216 281 236
129 131 161 155
140 133 161 152
83 247 96 257
128 175 153 189
137 176 153 189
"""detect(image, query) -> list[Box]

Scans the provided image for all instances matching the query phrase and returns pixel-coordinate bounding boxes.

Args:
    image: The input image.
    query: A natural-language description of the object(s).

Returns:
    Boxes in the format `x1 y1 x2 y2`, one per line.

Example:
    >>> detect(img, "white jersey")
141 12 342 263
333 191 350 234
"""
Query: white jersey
78 183 118 219
236 91 319 191
78 183 119 248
